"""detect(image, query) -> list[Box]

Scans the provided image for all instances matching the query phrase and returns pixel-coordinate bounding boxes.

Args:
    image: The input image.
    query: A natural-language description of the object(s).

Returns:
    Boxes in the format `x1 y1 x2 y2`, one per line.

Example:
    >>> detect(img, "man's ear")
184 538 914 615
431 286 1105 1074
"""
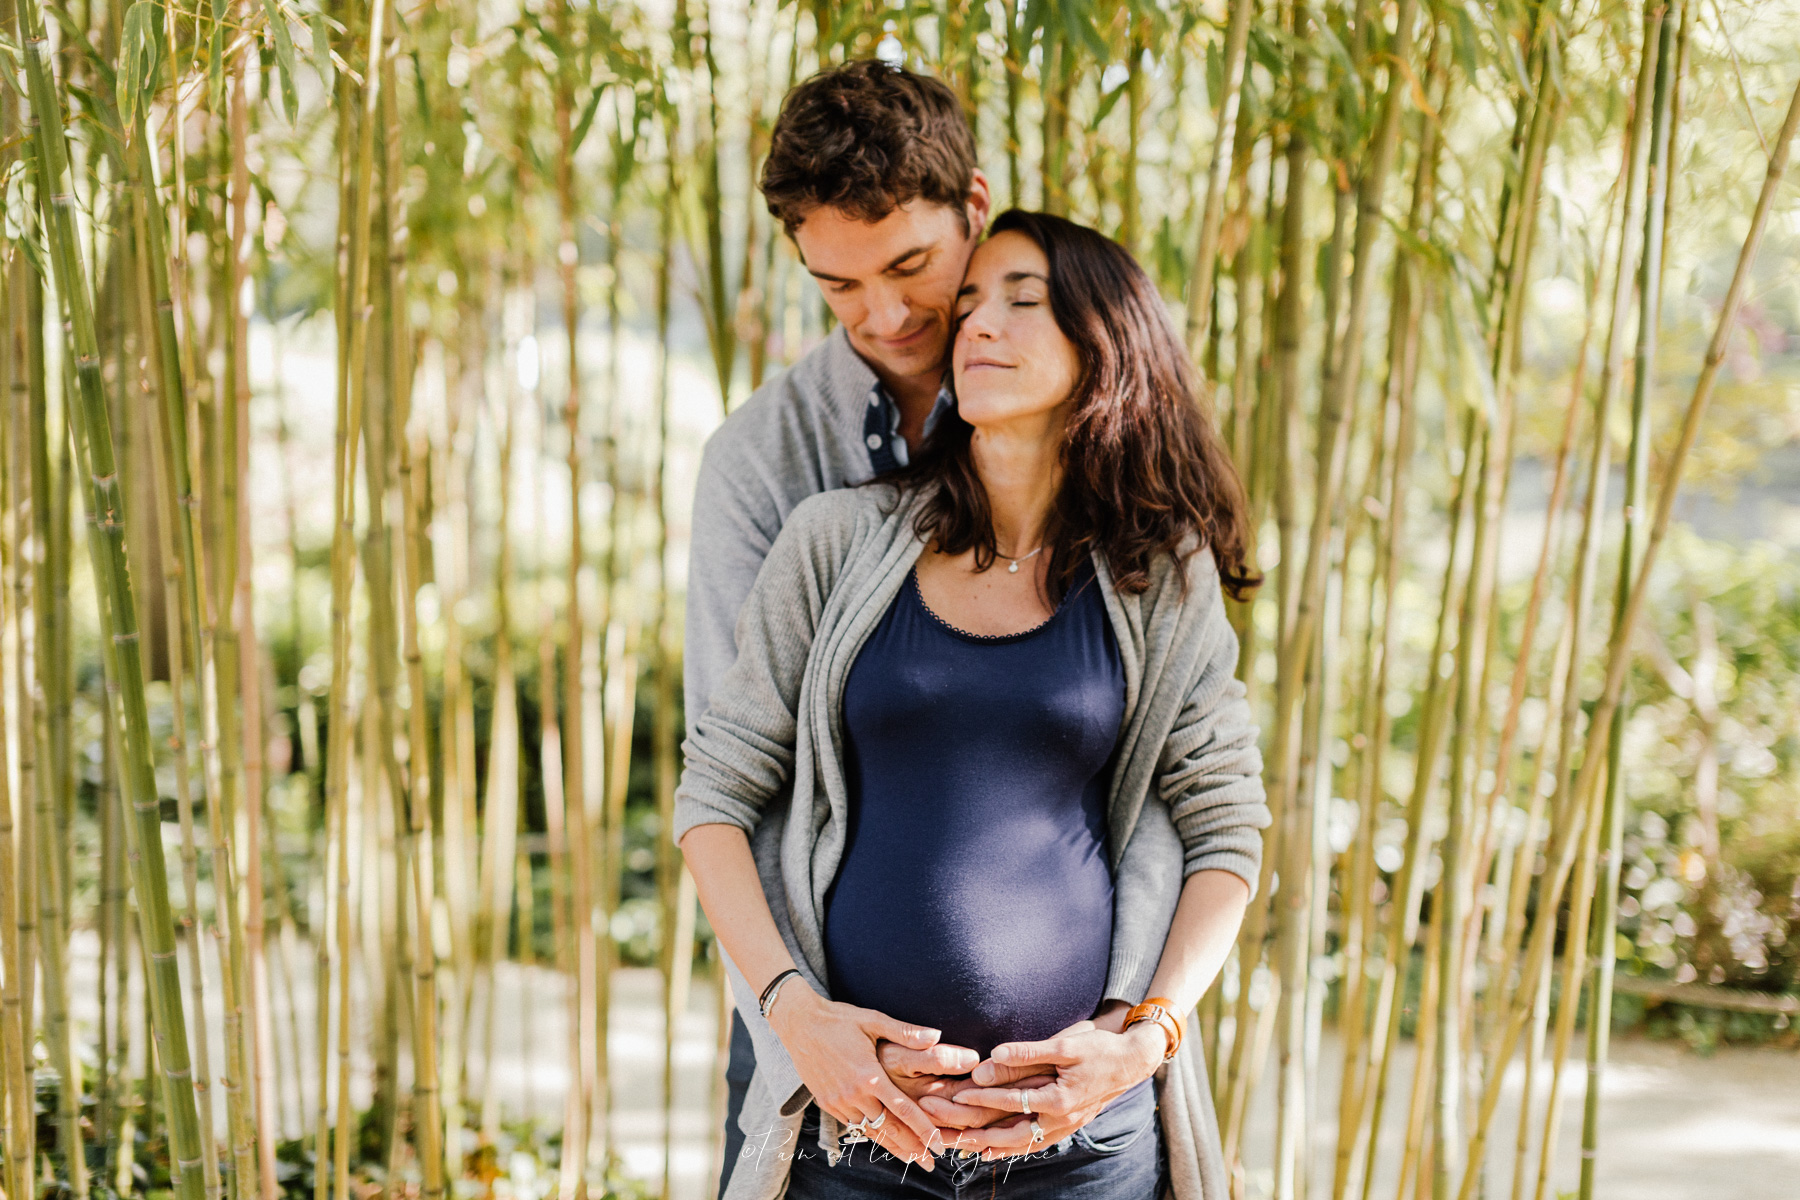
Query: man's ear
965 169 994 236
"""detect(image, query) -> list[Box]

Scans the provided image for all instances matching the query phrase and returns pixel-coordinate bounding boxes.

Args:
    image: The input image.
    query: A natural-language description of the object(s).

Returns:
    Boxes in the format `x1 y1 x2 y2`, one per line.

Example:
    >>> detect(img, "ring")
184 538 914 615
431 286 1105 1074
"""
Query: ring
840 1110 886 1146
1020 1090 1031 1116
1029 1119 1045 1146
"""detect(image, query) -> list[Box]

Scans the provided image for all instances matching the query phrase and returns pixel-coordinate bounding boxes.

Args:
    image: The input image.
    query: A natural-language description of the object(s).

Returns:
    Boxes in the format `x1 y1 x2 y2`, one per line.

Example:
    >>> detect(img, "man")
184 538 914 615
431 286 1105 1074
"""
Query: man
684 59 990 1195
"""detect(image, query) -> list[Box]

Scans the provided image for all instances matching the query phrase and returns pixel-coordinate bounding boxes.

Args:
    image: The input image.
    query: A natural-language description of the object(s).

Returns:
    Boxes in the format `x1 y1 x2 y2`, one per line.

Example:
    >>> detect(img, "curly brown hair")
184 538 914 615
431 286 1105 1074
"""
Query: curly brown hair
761 59 977 235
897 210 1259 603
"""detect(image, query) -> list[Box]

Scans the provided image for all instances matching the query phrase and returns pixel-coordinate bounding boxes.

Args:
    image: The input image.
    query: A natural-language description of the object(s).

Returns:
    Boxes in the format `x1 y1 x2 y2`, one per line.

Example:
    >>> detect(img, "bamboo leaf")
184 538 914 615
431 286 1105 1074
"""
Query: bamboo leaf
117 1 161 136
1444 3 1482 80
309 12 335 87
1206 35 1224 111
261 0 300 123
569 82 606 153
209 0 228 112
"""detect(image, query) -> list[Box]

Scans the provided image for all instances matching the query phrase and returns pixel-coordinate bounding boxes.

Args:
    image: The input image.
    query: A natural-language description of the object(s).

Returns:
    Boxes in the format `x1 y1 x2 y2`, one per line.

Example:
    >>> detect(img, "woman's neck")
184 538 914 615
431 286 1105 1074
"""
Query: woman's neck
970 411 1065 557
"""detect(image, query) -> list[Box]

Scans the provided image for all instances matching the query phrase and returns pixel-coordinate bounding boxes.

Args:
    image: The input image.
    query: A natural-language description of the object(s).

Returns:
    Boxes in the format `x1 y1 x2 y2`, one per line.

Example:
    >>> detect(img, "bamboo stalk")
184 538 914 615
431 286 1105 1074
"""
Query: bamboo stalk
1580 8 1679 1191
10 0 213 1192
551 0 599 1182
397 286 448 1200
0 250 39 1200
1528 762 1606 1200
1456 57 1800 1200
320 5 391 1199
1184 0 1256 359
655 33 687 1195
133 195 223 1200
477 347 522 1145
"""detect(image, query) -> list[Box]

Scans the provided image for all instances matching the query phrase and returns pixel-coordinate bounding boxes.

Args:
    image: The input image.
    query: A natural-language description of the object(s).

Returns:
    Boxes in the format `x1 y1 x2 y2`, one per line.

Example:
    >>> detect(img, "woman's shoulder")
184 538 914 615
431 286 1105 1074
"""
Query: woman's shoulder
1126 536 1224 604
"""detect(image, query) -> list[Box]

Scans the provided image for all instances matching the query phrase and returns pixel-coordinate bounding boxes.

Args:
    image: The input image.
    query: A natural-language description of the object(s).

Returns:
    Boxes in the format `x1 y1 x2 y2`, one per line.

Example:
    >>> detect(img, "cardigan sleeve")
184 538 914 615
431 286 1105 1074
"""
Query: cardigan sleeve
673 489 857 841
1156 560 1271 896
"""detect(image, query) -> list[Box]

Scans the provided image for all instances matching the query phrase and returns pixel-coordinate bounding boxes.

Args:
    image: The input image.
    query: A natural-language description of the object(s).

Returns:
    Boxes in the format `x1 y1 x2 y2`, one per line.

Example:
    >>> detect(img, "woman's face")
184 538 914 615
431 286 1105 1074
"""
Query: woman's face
951 231 1081 431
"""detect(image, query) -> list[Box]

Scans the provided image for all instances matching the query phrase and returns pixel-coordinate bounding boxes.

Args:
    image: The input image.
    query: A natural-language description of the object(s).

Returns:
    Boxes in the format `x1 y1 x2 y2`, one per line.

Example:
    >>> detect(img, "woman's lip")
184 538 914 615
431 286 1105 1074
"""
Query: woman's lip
963 359 1014 370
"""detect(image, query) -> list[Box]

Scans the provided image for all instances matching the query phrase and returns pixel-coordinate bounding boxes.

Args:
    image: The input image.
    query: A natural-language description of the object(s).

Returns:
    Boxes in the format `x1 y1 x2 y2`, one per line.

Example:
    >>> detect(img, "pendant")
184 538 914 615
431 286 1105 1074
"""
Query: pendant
1008 561 1019 573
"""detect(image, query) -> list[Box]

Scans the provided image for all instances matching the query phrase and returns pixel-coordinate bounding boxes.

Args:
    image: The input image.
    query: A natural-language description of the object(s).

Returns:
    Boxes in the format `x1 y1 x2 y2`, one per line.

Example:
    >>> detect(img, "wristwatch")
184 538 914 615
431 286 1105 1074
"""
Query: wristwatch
1122 996 1185 1061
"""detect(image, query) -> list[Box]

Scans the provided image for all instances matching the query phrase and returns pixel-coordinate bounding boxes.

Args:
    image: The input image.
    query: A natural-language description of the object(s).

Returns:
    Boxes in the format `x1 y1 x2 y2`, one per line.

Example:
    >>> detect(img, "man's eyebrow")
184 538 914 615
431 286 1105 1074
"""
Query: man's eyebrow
806 245 935 284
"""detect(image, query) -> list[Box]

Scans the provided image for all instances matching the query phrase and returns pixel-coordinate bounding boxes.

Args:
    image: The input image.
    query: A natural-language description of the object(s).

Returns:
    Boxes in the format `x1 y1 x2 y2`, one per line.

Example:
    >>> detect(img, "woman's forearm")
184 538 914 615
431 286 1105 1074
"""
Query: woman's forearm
679 822 800 998
1097 868 1249 1032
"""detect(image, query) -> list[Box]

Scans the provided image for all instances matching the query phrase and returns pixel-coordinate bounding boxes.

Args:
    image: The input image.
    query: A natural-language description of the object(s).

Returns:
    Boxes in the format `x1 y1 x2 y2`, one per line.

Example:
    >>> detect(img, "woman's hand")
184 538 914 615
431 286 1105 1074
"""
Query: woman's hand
945 1020 1166 1160
914 1073 1056 1132
879 1041 1054 1132
767 984 945 1169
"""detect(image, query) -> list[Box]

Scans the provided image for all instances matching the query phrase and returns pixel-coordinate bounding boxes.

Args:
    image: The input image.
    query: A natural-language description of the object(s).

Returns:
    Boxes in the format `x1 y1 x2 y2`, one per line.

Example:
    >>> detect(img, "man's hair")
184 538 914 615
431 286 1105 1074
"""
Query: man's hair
761 59 977 235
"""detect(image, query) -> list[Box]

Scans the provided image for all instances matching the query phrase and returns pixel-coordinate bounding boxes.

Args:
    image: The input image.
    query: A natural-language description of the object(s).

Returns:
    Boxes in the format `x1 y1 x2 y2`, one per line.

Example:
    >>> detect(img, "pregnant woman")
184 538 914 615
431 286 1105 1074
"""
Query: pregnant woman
676 210 1269 1200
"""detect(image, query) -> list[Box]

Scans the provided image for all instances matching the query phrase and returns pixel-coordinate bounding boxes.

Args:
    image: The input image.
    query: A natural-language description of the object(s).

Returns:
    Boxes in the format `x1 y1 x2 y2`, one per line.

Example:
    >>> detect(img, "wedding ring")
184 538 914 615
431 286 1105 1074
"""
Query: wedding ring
1020 1090 1031 1116
865 1112 886 1131
1029 1119 1045 1146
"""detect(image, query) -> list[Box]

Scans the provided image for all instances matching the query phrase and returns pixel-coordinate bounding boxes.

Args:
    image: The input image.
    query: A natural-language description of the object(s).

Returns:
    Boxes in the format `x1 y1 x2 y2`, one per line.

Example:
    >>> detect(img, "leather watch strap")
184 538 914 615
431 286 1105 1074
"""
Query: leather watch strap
1123 996 1185 1061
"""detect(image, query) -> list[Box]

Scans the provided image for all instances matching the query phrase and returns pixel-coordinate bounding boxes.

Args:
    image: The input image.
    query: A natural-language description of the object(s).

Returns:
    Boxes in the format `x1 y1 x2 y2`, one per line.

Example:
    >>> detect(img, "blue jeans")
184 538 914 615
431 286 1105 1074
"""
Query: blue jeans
718 1011 757 1197
783 1080 1164 1200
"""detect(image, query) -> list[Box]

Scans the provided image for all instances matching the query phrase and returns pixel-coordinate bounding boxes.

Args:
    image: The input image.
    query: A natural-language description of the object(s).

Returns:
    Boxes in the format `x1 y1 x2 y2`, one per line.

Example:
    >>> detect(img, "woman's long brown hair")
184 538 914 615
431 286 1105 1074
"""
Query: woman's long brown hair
895 209 1259 602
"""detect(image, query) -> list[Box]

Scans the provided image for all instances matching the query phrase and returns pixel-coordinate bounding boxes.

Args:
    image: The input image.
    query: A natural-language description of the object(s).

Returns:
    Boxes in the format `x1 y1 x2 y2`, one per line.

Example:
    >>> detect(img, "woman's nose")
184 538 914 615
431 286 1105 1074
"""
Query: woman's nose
959 299 999 339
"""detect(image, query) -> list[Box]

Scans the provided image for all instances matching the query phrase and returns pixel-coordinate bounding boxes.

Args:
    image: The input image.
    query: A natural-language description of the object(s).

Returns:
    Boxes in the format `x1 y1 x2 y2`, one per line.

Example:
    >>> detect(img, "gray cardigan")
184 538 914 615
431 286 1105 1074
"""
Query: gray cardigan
675 485 1267 1200
685 328 893 725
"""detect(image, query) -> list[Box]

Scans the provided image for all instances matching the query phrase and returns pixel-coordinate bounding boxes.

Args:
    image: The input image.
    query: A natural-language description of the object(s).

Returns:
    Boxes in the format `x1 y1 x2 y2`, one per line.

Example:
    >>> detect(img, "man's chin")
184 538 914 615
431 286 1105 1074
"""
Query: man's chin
853 333 950 380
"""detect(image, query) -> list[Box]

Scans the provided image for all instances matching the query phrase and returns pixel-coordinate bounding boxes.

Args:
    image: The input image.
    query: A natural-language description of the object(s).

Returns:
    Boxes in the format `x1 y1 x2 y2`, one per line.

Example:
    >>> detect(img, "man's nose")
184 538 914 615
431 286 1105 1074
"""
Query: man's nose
862 282 910 337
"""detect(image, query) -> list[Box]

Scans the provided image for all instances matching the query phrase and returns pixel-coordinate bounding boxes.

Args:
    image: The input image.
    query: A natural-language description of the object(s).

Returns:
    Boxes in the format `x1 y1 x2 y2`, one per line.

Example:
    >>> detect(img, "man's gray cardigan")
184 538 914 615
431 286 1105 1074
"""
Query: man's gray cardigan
674 484 1269 1200
686 328 896 723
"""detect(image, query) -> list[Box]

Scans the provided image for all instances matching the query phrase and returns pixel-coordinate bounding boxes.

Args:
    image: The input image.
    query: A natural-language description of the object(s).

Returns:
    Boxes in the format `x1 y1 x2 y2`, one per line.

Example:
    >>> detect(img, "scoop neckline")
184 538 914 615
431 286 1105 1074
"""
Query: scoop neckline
908 566 1083 644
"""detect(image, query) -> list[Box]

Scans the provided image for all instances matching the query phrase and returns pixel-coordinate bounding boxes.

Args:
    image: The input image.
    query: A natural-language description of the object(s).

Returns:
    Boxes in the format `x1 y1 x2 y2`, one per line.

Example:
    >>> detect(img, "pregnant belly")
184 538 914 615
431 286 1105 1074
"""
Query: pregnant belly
823 839 1114 1058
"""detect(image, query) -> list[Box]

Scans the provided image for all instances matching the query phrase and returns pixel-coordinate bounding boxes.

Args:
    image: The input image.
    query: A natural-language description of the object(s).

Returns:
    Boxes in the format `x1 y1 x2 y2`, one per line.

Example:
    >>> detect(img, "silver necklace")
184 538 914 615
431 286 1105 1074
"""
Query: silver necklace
997 545 1044 574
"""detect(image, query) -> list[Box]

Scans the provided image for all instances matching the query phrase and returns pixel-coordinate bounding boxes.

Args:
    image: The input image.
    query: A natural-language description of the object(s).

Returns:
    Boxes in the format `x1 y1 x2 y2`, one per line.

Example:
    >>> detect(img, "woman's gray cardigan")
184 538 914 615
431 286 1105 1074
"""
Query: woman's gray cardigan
673 486 1269 1200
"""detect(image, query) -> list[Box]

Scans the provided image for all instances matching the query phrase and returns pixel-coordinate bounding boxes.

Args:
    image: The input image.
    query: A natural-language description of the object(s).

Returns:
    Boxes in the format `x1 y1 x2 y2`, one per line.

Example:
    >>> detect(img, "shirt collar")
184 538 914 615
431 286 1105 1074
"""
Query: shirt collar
825 325 955 470
865 377 953 470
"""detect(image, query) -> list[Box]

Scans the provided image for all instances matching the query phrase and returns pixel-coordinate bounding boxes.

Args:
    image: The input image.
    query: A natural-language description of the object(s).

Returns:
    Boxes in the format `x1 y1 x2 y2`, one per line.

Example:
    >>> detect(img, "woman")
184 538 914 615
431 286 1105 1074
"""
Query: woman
676 210 1268 1200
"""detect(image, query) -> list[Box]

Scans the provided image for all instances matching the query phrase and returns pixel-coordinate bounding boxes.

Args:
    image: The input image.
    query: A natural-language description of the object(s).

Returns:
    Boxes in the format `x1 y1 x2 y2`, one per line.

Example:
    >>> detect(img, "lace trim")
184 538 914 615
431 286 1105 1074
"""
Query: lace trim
909 569 1067 643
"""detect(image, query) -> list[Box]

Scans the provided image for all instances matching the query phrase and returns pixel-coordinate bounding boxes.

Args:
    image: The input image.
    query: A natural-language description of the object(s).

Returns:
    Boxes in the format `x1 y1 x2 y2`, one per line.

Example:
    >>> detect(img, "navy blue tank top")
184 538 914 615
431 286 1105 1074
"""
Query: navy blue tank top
824 561 1126 1058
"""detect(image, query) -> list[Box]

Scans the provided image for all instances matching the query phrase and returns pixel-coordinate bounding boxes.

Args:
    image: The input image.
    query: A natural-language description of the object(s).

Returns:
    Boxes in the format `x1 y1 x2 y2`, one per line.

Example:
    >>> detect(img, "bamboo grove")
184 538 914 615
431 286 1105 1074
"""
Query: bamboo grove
0 0 1796 1198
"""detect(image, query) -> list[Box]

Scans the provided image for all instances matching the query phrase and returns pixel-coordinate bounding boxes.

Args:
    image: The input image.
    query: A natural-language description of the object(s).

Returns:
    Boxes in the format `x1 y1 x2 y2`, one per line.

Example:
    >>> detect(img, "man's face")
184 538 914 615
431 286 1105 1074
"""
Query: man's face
791 175 991 385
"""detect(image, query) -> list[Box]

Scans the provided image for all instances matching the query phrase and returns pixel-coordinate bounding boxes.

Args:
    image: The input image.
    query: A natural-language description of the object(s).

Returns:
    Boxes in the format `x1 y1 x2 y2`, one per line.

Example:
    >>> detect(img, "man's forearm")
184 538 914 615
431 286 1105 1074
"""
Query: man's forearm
1146 869 1250 1014
1097 869 1249 1033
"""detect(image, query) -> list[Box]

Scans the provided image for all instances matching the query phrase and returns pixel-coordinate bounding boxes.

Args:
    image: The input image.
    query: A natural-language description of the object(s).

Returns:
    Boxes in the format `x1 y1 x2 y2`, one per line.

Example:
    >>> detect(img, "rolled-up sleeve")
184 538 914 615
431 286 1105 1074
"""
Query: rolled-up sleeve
1157 577 1270 896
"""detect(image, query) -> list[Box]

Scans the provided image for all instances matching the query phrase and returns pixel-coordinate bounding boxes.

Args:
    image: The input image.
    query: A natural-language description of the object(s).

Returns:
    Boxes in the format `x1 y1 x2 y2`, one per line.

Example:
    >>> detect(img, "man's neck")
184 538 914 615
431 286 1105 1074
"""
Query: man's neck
871 361 945 452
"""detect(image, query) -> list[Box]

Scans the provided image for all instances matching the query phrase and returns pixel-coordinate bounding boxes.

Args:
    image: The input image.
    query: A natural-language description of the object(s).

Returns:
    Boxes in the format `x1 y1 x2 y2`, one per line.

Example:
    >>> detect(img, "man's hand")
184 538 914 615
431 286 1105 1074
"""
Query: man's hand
878 1041 1046 1132
944 1019 1166 1160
